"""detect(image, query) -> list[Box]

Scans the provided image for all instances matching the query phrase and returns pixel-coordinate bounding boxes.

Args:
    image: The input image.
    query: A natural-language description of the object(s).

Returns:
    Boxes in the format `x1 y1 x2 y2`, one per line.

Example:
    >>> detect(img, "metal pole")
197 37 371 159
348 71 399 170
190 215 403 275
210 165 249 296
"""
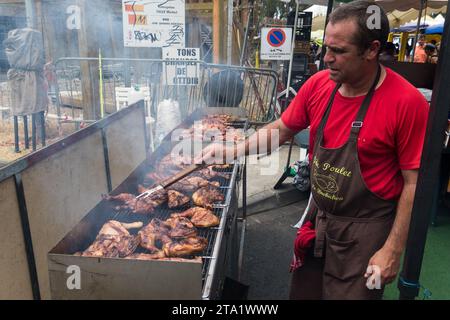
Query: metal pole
227 0 233 65
398 3 450 300
411 0 426 62
25 0 37 29
285 0 300 100
319 0 334 70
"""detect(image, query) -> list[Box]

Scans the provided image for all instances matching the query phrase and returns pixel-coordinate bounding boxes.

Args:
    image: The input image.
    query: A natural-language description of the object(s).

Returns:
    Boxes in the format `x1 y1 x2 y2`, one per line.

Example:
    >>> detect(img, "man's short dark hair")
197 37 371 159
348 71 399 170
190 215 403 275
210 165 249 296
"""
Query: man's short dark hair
328 0 390 56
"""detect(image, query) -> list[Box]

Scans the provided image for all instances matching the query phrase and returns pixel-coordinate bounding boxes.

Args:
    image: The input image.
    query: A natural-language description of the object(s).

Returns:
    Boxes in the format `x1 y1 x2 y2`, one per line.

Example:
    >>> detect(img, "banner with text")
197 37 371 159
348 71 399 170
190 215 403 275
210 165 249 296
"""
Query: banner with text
162 47 200 86
123 0 185 48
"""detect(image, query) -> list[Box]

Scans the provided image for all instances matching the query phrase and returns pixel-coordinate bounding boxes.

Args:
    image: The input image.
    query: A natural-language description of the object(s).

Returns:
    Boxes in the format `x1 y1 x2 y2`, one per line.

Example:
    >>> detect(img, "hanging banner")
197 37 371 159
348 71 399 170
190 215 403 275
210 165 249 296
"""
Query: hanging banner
162 47 200 86
260 27 292 60
122 0 185 48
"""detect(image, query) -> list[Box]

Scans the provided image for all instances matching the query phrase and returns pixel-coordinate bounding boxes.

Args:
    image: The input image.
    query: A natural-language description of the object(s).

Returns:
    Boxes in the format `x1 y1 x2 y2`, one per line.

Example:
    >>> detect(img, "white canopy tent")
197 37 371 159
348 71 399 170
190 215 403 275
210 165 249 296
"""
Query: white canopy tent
298 0 447 13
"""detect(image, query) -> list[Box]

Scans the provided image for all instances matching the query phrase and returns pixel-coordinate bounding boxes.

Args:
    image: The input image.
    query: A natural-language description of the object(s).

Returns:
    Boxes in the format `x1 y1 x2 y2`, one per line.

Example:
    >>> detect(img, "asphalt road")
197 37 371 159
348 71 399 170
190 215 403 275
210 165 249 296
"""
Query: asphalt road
240 200 308 300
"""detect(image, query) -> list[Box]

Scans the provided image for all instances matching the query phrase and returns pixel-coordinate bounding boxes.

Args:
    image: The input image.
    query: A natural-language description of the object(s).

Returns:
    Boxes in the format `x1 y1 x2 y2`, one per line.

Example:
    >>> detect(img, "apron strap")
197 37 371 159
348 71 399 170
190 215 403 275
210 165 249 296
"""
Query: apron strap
348 65 382 142
314 83 341 151
314 65 382 148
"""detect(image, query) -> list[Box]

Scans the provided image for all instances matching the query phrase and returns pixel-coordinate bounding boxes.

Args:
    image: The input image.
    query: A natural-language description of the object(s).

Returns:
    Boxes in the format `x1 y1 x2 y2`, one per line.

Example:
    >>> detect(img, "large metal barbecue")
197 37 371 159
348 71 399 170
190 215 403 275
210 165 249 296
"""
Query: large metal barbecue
48 107 247 300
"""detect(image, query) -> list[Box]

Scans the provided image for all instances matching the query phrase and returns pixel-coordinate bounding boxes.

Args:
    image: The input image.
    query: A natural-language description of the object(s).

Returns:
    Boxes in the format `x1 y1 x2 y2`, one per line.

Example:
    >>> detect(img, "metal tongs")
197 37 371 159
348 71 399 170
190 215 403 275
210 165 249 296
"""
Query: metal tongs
136 163 204 200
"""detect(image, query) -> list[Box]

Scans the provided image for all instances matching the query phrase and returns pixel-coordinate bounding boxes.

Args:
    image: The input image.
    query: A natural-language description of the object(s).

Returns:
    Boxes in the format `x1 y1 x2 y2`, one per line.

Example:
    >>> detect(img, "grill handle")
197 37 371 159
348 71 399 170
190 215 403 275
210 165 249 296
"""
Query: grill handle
160 164 203 189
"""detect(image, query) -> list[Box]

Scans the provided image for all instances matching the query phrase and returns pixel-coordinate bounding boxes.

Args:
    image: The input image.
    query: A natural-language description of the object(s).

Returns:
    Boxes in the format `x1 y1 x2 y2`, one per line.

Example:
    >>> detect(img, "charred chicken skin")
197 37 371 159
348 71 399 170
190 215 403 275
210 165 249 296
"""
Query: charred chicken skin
164 216 198 238
163 236 208 257
167 190 191 209
125 252 202 263
104 189 167 214
125 251 166 260
192 187 225 209
170 176 220 193
171 207 219 228
138 218 172 252
80 221 143 258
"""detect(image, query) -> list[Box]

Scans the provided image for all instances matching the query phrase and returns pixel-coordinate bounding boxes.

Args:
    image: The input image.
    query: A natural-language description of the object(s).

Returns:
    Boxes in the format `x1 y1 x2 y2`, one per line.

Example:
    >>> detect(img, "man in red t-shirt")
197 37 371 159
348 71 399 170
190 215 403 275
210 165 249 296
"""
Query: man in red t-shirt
199 0 428 299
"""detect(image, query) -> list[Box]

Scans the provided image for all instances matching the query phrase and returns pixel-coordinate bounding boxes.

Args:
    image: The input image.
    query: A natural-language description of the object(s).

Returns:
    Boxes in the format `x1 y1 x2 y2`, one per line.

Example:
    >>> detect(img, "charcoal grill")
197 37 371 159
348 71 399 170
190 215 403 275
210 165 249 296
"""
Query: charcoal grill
48 107 248 300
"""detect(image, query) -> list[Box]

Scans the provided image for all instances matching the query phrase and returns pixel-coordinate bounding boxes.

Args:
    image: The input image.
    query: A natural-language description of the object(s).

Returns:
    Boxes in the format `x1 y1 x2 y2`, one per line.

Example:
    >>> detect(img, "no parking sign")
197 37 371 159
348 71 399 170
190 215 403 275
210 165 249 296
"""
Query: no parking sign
261 27 292 60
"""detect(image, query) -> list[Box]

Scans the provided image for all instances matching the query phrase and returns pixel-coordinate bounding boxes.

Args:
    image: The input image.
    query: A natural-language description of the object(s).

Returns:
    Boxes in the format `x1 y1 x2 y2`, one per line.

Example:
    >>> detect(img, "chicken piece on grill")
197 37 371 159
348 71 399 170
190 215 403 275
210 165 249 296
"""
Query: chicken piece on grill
124 251 166 260
211 164 232 170
167 190 190 209
171 176 220 193
194 166 230 180
192 187 225 209
164 216 198 239
171 207 220 228
103 190 167 214
145 171 173 183
125 253 202 263
163 236 208 257
138 218 172 252
80 221 143 258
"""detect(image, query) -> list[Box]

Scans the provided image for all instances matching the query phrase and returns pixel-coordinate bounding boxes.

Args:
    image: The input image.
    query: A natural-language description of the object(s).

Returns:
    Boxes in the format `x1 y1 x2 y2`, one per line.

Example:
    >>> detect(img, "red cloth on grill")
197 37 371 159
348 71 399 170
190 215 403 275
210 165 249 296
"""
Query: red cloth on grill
290 221 316 272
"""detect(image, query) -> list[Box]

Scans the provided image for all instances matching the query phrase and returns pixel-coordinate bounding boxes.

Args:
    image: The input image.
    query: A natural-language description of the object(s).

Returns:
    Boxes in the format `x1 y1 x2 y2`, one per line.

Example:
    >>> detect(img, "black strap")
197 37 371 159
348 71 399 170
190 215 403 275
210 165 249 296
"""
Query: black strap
349 66 381 141
315 65 382 147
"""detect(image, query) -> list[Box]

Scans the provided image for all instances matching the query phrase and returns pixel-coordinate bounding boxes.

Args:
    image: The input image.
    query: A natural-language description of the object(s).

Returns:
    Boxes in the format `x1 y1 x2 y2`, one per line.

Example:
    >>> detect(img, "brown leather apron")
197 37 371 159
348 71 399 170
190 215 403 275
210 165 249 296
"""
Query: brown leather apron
290 66 397 300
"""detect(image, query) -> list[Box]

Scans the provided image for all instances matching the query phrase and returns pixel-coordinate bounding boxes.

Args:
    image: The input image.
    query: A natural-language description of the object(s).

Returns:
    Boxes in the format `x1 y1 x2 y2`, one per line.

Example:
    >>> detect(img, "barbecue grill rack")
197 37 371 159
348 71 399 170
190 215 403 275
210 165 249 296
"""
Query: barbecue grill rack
103 163 237 282
49 108 249 299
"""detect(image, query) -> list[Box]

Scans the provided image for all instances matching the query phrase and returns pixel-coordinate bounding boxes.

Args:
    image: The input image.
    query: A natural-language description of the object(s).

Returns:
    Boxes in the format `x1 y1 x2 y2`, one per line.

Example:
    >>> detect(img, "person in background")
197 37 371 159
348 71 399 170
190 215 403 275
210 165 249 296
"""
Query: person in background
413 34 427 63
379 42 396 63
424 44 439 64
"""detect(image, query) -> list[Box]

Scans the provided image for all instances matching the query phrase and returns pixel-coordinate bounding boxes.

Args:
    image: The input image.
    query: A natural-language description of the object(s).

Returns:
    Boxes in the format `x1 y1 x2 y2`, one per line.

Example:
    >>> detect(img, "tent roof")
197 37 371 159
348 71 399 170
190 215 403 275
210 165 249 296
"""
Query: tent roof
300 0 447 14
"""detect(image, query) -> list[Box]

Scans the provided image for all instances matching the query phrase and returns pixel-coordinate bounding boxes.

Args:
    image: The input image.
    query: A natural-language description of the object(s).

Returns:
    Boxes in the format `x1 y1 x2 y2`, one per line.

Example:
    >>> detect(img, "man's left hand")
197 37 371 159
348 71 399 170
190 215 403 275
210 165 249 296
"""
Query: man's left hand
365 247 401 286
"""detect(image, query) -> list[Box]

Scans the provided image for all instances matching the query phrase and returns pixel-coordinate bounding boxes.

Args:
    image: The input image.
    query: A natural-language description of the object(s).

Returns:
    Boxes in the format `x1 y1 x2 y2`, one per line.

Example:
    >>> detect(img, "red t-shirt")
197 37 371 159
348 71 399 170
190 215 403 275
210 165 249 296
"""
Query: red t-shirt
281 68 429 200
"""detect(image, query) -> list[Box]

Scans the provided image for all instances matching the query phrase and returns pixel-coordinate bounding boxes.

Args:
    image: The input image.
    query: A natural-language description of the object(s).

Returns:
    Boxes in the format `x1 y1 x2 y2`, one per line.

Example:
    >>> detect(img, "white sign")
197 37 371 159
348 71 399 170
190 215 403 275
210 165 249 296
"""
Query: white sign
162 47 200 86
261 27 292 60
122 0 185 48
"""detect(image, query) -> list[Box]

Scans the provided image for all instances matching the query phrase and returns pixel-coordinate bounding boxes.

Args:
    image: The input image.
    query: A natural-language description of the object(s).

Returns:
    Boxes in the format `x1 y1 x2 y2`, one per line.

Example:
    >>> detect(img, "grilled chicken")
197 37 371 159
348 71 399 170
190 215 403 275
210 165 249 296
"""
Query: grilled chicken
171 176 220 193
125 251 166 260
212 164 232 170
125 252 202 263
80 221 143 258
192 187 225 209
164 216 197 239
163 236 208 257
138 218 172 252
104 189 168 214
167 190 191 209
194 166 230 180
171 207 220 228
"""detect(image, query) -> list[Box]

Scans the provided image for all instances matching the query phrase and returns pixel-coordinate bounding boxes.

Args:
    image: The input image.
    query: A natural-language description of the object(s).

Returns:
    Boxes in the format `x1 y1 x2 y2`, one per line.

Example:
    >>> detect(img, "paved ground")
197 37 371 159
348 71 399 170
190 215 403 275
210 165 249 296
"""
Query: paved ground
236 143 309 299
240 201 307 300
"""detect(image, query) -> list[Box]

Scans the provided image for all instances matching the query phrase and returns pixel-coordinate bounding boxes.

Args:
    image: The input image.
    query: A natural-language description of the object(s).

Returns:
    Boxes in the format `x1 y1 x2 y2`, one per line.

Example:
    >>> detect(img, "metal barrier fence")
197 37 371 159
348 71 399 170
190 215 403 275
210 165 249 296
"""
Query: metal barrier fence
53 58 278 129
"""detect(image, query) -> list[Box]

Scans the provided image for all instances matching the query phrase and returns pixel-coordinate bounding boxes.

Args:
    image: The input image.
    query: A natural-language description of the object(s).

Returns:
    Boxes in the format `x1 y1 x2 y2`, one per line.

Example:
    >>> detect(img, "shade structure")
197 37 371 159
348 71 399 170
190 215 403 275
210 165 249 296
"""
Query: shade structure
374 0 448 12
425 22 445 33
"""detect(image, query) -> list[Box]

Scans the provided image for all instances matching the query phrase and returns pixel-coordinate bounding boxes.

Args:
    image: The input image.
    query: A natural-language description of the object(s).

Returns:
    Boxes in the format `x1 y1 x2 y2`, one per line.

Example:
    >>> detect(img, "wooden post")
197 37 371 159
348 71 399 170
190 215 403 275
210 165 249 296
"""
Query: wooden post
213 0 225 64
399 32 409 62
40 3 52 63
77 0 100 120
